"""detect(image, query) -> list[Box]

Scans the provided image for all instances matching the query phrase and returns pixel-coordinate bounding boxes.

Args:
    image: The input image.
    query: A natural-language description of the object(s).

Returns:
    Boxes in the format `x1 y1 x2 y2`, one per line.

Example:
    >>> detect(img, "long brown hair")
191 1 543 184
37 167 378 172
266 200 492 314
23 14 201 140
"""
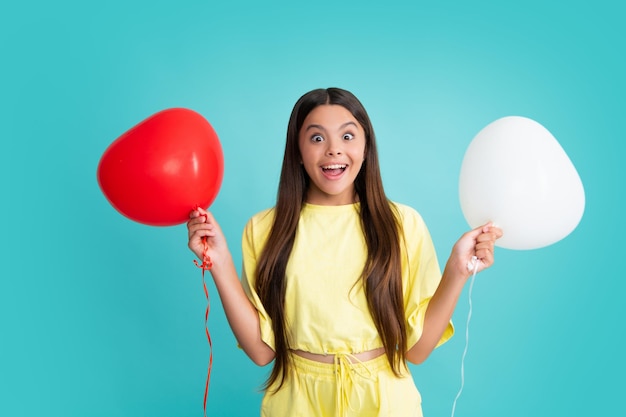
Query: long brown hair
255 88 406 391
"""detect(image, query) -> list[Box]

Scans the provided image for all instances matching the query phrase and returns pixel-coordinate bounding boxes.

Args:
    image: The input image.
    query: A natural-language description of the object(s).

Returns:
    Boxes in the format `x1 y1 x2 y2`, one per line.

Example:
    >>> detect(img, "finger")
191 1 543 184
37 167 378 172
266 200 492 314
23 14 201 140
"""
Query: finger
475 255 491 269
475 230 494 245
189 206 209 218
188 231 211 254
477 226 503 242
187 220 203 235
188 223 215 239
472 242 493 263
480 224 503 239
203 211 222 232
475 237 497 264
187 218 204 229
188 215 206 227
203 210 216 223
475 233 496 245
463 225 485 242
188 212 212 227
480 221 494 231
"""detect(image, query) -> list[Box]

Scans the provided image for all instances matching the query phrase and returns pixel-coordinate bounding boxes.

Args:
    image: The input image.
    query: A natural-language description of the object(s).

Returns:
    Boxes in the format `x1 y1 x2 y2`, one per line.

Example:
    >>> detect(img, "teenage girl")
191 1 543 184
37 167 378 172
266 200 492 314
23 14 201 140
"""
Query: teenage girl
187 87 502 417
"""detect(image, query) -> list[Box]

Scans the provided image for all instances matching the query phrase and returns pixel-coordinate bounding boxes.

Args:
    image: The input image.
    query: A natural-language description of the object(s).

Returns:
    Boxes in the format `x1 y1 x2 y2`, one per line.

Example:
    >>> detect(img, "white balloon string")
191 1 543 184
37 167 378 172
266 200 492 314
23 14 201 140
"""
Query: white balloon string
451 256 479 417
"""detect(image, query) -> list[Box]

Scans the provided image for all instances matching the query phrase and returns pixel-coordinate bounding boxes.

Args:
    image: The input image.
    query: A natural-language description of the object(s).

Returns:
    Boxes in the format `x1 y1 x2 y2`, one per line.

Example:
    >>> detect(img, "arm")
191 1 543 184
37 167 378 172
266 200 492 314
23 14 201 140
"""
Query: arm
188 208 275 366
406 223 502 364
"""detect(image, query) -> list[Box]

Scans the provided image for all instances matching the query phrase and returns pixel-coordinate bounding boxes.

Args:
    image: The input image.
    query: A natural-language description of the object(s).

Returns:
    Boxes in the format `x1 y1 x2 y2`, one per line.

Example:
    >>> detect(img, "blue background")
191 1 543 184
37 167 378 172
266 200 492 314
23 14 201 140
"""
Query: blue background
1 1 623 416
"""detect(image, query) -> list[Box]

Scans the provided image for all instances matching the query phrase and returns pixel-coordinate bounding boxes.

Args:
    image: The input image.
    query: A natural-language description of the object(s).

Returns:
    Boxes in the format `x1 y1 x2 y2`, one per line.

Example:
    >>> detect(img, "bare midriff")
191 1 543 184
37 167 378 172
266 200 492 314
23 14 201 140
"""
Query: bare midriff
291 347 386 364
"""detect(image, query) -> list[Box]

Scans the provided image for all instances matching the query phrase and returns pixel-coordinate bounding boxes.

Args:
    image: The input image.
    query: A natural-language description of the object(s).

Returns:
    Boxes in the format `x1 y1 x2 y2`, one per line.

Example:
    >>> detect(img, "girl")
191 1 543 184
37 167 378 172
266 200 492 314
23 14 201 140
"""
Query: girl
187 87 502 417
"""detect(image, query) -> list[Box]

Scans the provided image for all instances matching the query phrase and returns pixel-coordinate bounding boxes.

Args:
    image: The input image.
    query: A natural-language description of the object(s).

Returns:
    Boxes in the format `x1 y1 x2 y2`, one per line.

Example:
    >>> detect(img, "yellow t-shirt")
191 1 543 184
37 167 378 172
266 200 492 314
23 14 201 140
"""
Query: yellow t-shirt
241 202 454 355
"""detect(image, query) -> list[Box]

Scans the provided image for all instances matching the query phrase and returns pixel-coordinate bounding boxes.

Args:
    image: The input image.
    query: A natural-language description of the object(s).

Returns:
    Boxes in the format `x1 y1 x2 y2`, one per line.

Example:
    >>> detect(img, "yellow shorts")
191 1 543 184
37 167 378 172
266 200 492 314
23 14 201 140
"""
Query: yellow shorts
261 352 423 417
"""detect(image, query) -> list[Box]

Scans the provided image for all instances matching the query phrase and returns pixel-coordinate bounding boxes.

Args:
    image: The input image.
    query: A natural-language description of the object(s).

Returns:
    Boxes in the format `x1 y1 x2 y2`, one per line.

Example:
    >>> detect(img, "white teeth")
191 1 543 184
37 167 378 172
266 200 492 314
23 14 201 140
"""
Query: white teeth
323 164 346 169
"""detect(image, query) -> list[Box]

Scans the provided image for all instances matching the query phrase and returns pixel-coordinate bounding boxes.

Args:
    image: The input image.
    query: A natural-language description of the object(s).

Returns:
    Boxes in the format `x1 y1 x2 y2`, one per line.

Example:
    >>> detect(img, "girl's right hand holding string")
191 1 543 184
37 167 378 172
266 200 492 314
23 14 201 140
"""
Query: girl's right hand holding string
187 207 229 268
187 208 275 365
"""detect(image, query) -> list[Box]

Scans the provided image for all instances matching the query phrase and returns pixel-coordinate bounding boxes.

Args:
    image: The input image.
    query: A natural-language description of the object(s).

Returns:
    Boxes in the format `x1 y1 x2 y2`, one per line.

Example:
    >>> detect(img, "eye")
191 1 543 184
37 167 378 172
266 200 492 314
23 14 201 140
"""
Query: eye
343 133 354 141
311 134 324 143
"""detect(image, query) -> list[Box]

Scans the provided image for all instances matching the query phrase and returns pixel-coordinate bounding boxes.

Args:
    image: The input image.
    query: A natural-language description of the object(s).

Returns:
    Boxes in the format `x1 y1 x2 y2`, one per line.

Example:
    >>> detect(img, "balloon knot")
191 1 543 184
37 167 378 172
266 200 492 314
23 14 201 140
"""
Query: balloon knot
194 257 213 271
194 235 212 272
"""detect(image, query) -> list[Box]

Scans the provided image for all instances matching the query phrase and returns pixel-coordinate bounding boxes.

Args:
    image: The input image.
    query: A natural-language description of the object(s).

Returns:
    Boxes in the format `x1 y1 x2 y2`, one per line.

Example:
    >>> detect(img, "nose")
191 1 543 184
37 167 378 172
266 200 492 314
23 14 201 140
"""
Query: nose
325 137 343 156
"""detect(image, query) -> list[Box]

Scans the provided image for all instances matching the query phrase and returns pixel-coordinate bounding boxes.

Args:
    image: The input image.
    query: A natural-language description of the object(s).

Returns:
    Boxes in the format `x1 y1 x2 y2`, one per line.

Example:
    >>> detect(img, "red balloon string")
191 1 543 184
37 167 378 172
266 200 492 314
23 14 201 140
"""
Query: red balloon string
193 238 213 271
193 212 213 417
201 263 213 417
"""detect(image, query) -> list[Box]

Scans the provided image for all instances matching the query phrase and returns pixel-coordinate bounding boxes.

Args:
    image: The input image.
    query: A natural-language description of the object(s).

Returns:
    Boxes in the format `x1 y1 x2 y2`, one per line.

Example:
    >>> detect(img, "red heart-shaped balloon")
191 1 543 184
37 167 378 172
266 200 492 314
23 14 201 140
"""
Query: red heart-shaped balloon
97 108 224 226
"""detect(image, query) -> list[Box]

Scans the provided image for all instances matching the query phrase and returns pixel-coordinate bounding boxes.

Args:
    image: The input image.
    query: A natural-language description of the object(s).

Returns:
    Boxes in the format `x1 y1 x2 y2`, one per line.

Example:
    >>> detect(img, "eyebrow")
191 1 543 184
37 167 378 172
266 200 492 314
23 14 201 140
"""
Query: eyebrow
304 121 358 132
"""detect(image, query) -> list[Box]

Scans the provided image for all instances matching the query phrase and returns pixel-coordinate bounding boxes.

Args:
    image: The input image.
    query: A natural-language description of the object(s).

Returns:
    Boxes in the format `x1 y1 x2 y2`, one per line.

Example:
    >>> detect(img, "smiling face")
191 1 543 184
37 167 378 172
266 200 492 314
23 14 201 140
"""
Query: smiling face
298 104 366 205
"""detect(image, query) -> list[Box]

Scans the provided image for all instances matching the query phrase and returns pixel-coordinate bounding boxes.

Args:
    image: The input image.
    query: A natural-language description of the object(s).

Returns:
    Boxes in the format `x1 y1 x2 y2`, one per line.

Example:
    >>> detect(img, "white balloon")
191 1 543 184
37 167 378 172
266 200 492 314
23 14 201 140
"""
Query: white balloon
459 116 585 250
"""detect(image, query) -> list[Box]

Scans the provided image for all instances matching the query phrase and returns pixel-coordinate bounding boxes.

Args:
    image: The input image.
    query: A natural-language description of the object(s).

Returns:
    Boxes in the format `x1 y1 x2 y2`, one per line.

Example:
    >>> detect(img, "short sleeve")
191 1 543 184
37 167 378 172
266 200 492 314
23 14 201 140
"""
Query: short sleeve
241 209 276 351
399 205 454 350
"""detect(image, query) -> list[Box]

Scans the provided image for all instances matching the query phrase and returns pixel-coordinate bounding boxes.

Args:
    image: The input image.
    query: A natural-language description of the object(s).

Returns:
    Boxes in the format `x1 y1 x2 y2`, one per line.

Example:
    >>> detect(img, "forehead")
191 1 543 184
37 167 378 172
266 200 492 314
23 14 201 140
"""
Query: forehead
301 104 362 130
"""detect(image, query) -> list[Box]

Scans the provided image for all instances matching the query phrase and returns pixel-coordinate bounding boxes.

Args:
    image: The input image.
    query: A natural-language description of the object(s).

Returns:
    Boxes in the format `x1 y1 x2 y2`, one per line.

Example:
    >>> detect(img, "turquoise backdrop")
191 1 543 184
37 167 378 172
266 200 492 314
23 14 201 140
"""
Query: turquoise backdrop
1 1 623 416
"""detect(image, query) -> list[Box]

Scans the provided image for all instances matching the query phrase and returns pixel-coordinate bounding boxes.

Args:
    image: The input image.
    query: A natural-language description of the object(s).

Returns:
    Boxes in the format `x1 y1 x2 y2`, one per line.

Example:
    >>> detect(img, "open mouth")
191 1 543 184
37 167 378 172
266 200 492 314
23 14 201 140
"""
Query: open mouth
322 164 347 176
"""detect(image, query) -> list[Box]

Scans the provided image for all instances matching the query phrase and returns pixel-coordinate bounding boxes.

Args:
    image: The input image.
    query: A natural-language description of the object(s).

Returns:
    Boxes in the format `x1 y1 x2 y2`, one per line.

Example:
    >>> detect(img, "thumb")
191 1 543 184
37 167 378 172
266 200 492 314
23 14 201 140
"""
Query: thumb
466 222 493 239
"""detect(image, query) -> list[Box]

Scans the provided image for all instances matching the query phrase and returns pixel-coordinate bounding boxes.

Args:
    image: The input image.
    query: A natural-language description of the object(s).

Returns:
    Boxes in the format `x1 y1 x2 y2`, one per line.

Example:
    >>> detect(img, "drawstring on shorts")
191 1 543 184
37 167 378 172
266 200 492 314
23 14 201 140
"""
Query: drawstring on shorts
332 353 374 415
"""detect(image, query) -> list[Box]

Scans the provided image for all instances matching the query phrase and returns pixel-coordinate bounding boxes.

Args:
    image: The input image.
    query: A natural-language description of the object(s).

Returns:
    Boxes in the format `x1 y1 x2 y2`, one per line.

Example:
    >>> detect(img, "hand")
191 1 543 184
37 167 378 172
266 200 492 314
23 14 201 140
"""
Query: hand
450 223 503 277
187 207 228 265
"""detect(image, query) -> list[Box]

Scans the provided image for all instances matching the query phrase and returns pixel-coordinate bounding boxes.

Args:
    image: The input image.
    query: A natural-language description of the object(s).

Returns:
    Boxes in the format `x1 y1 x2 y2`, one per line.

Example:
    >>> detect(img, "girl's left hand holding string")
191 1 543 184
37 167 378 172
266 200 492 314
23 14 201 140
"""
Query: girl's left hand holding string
407 222 503 363
449 223 504 278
